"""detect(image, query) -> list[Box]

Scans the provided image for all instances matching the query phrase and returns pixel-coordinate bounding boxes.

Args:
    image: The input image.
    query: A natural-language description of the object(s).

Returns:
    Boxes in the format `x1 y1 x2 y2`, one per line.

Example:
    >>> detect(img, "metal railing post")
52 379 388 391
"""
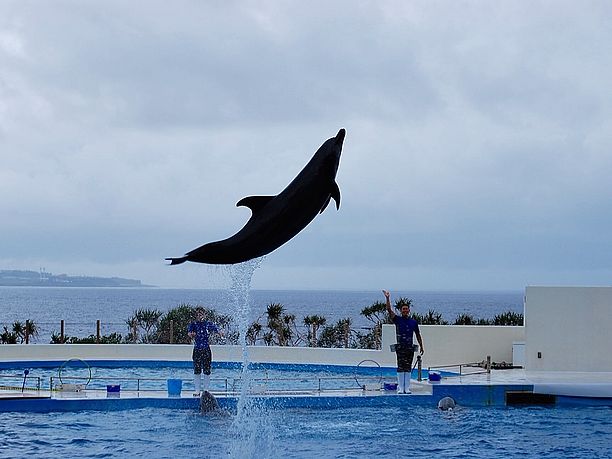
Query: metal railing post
486 355 491 374
25 320 30 344
417 355 422 381
60 320 65 343
169 320 174 344
96 320 101 344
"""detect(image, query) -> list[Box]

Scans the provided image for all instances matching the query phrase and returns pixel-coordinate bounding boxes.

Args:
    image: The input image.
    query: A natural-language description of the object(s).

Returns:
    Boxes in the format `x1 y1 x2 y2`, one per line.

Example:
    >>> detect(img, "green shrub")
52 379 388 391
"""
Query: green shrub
155 303 236 344
56 332 123 344
493 311 524 326
453 314 493 325
412 309 448 325
318 318 356 348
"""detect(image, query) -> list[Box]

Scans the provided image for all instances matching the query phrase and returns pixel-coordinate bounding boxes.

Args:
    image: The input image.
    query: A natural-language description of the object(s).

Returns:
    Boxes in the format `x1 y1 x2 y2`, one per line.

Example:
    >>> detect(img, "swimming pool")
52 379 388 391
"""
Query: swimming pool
1 404 610 458
0 361 397 394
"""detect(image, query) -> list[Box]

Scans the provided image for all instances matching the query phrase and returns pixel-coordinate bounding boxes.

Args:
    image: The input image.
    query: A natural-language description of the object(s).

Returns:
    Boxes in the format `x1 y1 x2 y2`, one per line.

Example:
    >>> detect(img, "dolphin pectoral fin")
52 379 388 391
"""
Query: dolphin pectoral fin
319 195 332 214
320 182 341 214
236 195 275 214
331 181 341 210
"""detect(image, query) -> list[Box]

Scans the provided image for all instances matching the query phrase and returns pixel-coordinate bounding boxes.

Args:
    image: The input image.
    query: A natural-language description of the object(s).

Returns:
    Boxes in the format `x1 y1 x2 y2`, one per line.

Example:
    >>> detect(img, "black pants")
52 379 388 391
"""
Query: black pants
396 345 415 373
192 346 212 375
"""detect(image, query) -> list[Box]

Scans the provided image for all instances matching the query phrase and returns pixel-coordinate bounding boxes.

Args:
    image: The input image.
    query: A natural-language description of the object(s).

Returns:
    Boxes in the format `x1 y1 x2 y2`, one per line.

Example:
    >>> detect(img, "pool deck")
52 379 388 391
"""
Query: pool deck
5 368 608 412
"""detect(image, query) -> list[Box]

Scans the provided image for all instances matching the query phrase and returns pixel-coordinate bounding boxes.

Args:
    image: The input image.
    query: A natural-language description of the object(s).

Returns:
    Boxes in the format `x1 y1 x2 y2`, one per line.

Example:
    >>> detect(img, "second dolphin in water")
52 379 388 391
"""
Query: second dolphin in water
166 128 346 265
200 391 222 413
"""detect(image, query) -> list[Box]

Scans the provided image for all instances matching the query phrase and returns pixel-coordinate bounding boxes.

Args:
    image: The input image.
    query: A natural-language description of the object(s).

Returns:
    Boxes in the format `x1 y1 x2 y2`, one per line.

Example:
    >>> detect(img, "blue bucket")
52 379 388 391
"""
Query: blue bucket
106 384 120 393
429 372 442 382
383 382 398 391
167 378 182 396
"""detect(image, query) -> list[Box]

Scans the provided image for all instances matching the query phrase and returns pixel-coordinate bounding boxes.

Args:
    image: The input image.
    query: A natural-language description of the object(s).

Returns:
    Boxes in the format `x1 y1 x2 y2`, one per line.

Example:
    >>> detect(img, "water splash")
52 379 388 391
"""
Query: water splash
223 257 278 458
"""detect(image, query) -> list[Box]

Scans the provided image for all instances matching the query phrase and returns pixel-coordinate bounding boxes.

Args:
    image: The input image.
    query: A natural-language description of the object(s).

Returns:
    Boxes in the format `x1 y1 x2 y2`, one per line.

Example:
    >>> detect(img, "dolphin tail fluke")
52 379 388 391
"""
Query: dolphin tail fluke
166 256 188 265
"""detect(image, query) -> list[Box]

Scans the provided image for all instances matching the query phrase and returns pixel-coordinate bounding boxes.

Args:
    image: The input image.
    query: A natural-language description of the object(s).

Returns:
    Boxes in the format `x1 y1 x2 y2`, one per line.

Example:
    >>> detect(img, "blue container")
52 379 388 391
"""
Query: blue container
167 378 182 396
106 385 120 393
429 372 441 382
383 382 398 391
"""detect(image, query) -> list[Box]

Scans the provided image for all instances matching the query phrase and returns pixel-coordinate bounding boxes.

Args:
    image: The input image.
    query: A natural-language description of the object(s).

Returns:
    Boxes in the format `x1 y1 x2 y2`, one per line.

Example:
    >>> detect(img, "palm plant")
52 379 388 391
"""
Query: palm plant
318 317 356 348
359 301 391 349
394 297 413 311
264 303 296 346
454 313 478 325
1 326 17 344
412 309 448 325
8 321 39 343
493 311 524 326
126 308 163 343
303 315 327 347
246 322 263 345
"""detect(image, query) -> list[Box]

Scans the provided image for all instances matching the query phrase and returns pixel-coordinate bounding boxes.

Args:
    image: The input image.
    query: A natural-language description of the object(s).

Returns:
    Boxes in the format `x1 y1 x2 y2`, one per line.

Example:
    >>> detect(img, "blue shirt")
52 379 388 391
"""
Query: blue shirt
392 316 419 347
187 321 218 348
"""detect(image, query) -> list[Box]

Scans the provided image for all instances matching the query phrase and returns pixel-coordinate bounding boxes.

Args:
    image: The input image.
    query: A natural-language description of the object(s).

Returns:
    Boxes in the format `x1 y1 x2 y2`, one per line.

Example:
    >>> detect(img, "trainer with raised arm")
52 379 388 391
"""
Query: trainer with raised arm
383 289 424 394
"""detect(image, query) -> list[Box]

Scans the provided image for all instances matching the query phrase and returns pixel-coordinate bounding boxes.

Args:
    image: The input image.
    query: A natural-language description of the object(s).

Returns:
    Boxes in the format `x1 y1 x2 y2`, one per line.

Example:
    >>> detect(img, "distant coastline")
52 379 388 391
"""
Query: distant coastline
0 269 152 288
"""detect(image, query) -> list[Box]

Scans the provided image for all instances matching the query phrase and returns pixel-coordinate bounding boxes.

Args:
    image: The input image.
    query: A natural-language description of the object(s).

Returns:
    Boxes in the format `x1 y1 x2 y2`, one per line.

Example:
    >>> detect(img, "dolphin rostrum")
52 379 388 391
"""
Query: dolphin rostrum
166 128 345 265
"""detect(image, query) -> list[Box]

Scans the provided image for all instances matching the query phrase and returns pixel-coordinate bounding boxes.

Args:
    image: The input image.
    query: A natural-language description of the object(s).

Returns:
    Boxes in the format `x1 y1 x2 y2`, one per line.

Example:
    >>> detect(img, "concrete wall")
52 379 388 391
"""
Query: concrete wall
396 325 524 368
525 286 612 372
0 324 524 369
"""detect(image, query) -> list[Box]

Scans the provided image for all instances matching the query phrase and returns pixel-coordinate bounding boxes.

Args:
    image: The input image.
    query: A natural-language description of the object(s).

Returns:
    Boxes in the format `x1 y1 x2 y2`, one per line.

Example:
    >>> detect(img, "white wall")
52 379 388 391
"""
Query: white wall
382 324 523 368
525 286 612 372
0 324 524 369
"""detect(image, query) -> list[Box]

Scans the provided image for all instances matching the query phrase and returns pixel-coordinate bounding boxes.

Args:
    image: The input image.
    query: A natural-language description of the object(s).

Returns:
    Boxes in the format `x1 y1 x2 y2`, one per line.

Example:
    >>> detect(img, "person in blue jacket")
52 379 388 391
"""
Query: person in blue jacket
383 290 425 394
188 307 220 396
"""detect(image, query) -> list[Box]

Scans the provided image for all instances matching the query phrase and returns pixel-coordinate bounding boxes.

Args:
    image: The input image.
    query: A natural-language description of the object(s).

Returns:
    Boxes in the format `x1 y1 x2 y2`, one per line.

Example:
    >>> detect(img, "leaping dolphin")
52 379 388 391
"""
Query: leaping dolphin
166 128 345 265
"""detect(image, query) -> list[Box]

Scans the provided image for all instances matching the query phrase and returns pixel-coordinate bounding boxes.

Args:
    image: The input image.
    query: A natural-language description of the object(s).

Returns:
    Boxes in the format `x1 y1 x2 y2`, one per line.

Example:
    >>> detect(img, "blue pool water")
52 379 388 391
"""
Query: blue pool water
1 404 610 458
1 364 393 393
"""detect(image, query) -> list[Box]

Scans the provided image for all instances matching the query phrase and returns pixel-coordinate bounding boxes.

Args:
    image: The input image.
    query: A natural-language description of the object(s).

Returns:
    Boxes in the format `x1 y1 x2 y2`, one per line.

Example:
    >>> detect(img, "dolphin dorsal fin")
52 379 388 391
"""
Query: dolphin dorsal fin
236 195 275 214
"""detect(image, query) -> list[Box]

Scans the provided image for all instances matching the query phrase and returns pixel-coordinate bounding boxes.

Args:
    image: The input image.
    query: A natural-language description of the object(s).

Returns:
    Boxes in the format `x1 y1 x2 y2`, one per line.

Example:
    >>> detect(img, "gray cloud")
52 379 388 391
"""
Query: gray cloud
2 1 612 289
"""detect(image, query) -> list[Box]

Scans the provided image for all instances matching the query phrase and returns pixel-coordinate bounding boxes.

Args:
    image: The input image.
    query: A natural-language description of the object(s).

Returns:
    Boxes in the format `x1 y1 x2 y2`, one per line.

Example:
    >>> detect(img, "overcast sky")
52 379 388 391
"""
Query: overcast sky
1 1 611 290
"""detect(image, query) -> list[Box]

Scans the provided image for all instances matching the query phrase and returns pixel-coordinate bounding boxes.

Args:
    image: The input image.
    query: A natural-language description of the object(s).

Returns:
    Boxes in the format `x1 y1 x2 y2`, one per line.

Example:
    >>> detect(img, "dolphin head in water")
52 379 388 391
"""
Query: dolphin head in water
200 390 221 413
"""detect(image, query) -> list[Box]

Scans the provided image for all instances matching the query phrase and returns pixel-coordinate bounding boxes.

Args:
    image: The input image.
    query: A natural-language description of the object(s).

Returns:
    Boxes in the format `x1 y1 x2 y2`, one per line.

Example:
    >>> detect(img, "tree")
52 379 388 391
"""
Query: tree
493 311 524 326
261 303 301 346
454 313 491 325
412 309 448 325
59 333 123 344
395 297 413 311
7 321 39 343
156 304 194 344
246 322 263 345
1 326 17 344
318 318 356 348
126 308 163 343
155 303 237 344
303 315 326 347
358 301 391 349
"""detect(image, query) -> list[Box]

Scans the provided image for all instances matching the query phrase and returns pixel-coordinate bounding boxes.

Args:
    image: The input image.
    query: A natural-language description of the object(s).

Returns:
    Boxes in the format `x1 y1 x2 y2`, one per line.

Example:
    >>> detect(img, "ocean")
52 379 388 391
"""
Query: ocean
0 287 523 343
